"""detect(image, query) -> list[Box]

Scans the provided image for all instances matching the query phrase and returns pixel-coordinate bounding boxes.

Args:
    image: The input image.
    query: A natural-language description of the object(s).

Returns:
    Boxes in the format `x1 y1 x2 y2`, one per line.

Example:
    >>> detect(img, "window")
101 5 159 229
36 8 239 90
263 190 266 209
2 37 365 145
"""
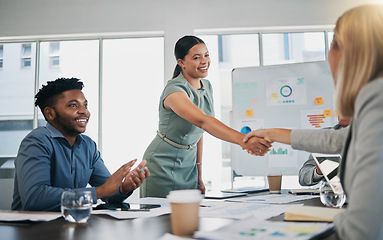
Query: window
49 42 60 67
0 42 36 156
102 37 164 173
21 44 32 68
0 35 164 177
328 32 334 49
0 45 3 69
218 34 260 69
262 32 325 65
39 40 99 142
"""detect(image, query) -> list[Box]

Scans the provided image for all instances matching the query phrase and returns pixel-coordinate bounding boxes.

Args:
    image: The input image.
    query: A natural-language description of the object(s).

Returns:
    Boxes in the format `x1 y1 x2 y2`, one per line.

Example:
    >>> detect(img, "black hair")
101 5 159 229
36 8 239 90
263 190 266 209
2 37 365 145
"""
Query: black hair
34 77 84 117
172 35 205 79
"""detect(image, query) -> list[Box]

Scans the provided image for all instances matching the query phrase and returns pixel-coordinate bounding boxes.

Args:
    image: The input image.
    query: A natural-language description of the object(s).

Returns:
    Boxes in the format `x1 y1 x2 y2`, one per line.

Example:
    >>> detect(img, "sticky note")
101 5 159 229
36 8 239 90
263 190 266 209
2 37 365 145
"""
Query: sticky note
315 97 324 105
297 77 305 85
324 109 332 117
246 110 253 117
250 98 258 106
271 93 279 100
334 110 338 118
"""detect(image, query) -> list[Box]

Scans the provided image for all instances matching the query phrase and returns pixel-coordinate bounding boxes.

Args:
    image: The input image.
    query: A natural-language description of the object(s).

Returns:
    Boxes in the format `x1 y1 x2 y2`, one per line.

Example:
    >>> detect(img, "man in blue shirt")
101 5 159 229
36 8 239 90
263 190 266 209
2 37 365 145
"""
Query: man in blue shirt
12 78 150 211
298 118 349 186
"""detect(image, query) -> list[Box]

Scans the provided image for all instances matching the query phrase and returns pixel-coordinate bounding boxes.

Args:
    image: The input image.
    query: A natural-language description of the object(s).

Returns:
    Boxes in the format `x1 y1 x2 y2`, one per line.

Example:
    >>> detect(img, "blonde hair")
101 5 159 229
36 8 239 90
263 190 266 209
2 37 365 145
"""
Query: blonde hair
334 4 383 118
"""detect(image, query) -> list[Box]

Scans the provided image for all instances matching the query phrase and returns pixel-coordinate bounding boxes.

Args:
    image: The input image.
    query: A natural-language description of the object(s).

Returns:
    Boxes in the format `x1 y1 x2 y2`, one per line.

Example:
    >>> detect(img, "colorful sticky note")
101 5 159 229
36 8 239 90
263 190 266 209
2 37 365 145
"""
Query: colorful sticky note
246 110 254 117
250 98 258 106
315 97 324 105
297 77 305 85
271 93 279 100
324 109 332 117
334 110 339 118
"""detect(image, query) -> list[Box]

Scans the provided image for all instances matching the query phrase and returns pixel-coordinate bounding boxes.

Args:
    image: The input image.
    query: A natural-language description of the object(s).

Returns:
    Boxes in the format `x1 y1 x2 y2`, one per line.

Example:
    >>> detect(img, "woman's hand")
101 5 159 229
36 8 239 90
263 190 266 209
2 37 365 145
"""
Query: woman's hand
243 129 292 155
198 178 206 194
241 134 272 156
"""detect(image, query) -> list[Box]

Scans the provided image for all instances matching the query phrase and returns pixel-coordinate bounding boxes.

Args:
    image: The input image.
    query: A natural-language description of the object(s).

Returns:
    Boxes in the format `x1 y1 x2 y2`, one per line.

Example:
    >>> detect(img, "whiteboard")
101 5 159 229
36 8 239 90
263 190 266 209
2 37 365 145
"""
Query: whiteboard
231 61 337 176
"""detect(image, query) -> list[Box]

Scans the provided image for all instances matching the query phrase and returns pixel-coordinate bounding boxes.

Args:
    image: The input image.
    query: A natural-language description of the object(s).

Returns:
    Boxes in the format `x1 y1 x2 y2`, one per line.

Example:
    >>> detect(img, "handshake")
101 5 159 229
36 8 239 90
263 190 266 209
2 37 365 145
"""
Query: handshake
241 128 290 156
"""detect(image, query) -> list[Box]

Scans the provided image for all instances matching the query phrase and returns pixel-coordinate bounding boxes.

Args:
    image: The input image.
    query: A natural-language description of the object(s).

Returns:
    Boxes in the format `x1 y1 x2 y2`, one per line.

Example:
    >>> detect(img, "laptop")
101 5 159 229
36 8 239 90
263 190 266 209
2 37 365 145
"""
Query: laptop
312 153 344 194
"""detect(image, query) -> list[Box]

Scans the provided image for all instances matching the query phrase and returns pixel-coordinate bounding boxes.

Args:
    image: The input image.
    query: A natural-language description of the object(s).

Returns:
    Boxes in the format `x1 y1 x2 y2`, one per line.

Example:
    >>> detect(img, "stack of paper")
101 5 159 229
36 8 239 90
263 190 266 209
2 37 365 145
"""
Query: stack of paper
284 205 343 222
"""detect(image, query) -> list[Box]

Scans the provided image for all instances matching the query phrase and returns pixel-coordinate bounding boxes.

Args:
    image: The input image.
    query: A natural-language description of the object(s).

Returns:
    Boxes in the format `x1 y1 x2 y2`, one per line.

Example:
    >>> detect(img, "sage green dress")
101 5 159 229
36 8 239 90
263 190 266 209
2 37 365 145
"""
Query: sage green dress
140 74 215 198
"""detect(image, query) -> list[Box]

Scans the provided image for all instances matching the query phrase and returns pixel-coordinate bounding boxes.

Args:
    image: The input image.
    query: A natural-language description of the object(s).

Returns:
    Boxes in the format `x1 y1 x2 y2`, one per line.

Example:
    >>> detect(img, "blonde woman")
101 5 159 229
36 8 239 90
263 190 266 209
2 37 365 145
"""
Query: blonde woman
244 4 383 239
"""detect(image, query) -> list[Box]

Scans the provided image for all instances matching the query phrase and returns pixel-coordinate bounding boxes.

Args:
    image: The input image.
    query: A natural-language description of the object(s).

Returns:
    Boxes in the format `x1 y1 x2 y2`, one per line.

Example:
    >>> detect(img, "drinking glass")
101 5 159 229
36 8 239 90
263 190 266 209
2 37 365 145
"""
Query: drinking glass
61 189 93 223
319 180 346 208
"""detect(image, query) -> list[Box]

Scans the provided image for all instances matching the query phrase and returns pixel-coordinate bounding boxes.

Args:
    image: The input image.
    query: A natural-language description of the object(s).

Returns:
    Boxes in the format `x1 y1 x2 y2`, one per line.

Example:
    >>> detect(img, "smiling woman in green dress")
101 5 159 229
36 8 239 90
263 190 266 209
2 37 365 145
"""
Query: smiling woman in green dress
140 36 271 198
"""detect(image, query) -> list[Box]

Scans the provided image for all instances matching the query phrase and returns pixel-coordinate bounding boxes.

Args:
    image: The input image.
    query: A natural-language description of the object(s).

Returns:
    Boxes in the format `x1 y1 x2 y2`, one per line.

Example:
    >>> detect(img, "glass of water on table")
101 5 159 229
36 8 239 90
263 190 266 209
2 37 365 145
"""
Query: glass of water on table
61 189 93 223
319 180 346 208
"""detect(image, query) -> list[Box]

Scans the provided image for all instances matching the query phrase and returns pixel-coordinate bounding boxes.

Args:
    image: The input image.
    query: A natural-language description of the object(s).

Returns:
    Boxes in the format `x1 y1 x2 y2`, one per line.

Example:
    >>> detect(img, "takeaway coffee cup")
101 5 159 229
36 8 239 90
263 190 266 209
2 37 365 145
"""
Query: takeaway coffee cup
267 172 282 194
167 189 203 236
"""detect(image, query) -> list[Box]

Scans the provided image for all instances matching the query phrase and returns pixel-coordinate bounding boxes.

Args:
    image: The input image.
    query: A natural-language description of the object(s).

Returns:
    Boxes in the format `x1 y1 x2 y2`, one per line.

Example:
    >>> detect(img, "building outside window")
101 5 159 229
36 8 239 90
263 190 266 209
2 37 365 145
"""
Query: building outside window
0 45 3 69
21 44 32 68
0 42 36 157
49 42 60 67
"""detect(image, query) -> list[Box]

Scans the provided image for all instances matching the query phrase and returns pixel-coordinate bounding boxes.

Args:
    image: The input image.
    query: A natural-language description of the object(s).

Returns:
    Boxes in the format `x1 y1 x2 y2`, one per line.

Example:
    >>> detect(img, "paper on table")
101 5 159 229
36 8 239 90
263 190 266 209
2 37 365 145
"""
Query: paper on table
226 194 318 204
125 197 170 206
92 206 171 220
194 217 333 240
284 205 343 222
200 201 302 220
0 211 61 222
158 233 194 240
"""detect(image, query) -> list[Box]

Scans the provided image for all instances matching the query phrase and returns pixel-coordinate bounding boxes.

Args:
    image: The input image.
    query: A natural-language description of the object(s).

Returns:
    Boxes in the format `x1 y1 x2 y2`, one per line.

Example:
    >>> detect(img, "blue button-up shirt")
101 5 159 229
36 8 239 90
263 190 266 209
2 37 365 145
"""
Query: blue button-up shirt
12 123 130 211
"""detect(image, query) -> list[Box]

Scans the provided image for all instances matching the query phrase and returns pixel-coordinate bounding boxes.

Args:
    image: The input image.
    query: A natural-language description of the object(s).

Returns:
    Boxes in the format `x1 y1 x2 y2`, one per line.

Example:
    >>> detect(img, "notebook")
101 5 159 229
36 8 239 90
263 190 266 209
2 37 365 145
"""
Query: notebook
284 205 343 222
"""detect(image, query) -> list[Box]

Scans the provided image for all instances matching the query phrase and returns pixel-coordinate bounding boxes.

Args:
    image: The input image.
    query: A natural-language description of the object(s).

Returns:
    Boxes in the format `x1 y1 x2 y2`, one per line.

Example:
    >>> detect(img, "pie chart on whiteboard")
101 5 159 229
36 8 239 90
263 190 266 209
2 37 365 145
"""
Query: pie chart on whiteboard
240 126 252 134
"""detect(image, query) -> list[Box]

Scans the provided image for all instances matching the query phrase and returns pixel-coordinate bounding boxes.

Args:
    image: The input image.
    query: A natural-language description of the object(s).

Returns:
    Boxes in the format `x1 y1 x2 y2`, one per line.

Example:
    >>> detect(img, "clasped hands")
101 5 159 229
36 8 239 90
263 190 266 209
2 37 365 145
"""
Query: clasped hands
96 159 150 199
241 129 273 156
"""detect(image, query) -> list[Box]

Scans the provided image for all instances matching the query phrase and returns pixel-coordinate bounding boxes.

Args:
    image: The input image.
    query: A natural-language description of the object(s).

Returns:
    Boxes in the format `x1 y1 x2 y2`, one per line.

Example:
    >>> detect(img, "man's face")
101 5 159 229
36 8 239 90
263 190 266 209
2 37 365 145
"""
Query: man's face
49 89 90 139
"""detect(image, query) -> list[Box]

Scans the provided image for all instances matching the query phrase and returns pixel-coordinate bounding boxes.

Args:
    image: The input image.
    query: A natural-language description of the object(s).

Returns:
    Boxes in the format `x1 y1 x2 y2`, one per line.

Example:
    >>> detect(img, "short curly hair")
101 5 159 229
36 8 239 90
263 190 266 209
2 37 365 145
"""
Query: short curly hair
35 77 84 117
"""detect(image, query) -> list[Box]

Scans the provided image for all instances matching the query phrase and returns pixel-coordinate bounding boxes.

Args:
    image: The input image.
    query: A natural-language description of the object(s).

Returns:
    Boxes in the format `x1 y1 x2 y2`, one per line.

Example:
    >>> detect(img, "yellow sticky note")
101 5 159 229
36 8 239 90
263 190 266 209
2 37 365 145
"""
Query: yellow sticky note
315 97 324 105
246 110 253 117
334 110 339 118
271 93 279 100
324 109 332 117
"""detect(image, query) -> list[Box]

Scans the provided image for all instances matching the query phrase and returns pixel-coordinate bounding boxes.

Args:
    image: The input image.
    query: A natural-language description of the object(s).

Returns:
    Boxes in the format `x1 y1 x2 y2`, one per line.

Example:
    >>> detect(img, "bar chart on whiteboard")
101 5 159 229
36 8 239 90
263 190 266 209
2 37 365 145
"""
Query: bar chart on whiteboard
231 61 337 176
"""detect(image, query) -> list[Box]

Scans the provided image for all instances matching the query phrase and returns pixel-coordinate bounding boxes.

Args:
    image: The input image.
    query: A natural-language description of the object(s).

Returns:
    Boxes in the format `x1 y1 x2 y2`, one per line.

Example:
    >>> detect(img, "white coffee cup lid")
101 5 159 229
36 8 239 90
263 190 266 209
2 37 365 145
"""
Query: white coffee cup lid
267 171 282 176
167 189 203 203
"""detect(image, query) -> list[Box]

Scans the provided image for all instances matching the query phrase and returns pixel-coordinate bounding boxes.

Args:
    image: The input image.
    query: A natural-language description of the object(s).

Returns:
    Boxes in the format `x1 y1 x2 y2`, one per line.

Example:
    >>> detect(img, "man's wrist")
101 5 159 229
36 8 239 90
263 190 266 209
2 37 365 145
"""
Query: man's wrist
119 186 129 195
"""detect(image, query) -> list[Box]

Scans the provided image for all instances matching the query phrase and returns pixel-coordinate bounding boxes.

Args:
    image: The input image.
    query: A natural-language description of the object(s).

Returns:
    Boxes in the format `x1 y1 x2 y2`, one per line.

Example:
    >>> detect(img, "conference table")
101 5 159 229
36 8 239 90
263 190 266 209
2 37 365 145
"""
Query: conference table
0 192 333 240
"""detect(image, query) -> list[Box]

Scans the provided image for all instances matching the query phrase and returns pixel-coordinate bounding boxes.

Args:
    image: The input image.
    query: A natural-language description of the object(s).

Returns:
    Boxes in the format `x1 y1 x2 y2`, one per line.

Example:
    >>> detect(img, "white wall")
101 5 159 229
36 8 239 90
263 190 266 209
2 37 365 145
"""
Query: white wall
0 0 379 81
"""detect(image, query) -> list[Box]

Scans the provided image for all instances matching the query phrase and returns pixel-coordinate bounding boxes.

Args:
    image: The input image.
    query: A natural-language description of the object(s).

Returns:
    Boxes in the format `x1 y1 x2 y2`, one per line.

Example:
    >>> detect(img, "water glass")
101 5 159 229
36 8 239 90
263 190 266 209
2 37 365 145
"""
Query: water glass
319 180 346 208
61 190 93 223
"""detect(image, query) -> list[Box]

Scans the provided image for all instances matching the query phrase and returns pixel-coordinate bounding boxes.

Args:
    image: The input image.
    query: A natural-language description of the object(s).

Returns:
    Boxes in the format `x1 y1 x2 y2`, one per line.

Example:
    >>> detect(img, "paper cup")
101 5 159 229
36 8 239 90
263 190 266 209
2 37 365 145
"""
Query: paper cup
267 172 282 194
167 190 203 236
